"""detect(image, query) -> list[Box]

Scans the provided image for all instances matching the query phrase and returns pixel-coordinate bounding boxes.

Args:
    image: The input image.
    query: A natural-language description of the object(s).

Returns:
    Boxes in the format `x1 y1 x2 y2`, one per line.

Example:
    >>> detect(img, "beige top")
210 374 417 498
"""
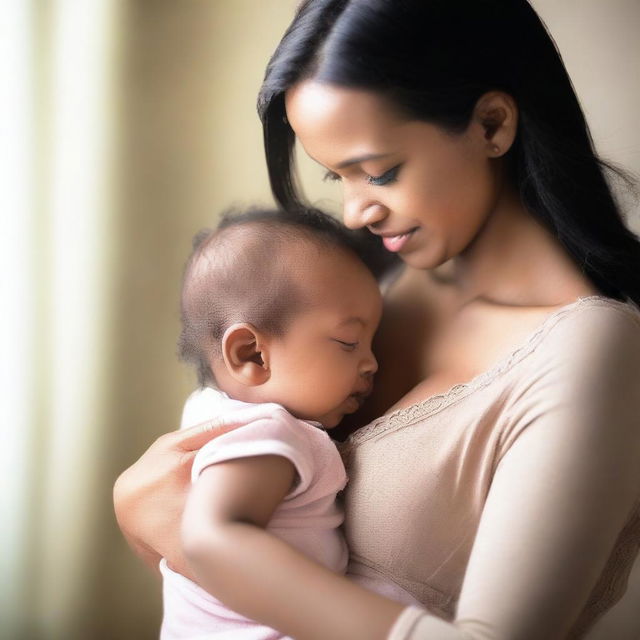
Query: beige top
340 297 640 640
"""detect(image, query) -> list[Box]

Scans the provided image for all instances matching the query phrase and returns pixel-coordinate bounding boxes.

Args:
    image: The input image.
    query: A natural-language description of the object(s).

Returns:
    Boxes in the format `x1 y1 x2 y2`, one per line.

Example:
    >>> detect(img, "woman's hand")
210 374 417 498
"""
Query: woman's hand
113 415 248 580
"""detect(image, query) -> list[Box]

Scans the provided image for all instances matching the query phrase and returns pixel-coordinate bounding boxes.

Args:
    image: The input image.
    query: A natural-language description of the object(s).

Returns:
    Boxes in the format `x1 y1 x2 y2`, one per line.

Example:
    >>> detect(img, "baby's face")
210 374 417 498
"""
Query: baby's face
265 248 383 428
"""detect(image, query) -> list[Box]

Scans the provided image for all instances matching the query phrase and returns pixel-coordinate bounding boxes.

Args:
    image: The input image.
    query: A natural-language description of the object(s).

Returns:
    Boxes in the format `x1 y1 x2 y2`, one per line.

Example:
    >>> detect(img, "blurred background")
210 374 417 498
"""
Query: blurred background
1 1 639 638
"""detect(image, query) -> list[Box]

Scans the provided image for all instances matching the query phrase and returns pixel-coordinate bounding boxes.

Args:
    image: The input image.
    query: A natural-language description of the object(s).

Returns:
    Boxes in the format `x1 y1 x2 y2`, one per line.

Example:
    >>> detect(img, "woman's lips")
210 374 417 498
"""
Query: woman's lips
381 228 417 252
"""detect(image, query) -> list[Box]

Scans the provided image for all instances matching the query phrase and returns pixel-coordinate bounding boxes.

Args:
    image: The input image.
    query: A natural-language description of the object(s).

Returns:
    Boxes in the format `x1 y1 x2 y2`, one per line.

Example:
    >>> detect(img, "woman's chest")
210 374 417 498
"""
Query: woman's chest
341 389 508 600
375 270 559 414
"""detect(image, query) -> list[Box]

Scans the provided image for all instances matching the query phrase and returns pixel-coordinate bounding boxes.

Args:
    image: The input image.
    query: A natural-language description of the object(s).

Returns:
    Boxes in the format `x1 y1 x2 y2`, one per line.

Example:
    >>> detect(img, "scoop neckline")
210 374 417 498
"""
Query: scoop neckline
346 295 638 445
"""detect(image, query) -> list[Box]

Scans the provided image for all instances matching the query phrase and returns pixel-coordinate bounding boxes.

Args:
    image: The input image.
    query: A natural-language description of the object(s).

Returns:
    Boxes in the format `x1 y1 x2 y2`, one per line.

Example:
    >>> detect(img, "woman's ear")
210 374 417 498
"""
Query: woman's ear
472 91 518 158
220 323 271 387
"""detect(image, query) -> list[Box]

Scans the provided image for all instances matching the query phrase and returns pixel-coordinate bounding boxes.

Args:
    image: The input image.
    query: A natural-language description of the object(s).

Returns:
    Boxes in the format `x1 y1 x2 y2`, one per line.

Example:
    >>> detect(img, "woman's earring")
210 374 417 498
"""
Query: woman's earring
492 144 501 156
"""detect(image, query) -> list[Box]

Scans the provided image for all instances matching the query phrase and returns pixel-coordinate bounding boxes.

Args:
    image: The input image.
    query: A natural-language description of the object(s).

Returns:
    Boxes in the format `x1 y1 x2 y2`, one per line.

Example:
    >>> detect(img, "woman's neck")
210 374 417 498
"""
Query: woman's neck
430 188 600 309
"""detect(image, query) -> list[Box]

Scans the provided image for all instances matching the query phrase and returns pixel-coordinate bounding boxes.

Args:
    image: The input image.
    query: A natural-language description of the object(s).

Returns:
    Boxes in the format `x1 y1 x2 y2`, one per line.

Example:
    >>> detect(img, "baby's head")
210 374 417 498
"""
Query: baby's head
178 207 384 428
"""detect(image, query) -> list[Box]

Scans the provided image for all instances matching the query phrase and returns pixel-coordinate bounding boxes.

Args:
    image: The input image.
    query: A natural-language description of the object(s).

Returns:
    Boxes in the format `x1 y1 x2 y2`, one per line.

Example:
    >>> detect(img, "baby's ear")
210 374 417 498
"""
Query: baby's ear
221 323 270 386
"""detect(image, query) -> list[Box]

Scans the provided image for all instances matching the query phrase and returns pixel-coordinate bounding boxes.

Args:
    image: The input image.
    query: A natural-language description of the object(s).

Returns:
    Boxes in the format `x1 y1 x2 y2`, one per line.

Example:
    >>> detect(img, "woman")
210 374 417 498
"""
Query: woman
114 1 640 638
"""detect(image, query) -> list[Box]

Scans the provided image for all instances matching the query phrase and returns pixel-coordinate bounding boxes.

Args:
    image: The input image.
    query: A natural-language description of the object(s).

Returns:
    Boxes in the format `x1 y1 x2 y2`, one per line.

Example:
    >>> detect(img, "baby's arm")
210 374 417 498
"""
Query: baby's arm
181 454 404 640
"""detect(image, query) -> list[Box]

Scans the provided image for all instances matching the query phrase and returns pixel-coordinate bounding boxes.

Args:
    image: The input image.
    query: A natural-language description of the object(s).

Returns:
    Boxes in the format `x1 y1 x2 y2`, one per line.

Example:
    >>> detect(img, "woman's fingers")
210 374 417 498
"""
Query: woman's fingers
174 407 260 452
173 421 225 452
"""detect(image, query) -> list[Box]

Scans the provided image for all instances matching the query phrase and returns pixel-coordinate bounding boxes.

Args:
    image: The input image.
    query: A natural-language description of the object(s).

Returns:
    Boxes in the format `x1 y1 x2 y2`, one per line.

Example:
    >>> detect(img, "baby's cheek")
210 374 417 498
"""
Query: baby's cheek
312 376 345 407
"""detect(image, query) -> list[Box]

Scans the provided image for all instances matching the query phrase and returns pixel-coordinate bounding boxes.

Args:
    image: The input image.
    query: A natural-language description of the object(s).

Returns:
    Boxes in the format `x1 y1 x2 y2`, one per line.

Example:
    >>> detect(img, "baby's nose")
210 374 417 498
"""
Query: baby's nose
360 353 378 376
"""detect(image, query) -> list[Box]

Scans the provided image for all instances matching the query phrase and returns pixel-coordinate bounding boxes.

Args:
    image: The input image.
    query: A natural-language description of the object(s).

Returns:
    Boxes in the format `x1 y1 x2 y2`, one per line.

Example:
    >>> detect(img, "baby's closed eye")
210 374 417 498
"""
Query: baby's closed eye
332 339 359 351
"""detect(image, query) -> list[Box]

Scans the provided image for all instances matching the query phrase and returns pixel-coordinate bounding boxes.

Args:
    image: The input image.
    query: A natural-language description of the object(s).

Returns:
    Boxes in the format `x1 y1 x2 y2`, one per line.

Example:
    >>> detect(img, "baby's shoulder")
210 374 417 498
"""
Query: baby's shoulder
190 400 342 489
182 388 332 452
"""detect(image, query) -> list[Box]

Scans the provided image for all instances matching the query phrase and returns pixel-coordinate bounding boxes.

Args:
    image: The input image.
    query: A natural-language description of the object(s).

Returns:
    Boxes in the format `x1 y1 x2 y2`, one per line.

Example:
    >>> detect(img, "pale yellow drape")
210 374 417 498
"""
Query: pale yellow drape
2 0 123 637
0 1 637 639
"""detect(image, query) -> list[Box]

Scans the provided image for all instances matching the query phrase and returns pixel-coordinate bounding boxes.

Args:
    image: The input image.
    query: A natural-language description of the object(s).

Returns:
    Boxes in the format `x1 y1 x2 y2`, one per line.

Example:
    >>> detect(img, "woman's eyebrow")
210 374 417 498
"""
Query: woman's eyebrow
336 152 392 170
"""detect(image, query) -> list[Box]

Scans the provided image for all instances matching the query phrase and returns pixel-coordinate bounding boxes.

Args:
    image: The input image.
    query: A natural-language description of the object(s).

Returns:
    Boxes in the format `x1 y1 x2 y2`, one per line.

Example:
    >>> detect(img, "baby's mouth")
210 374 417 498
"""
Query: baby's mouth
348 392 368 409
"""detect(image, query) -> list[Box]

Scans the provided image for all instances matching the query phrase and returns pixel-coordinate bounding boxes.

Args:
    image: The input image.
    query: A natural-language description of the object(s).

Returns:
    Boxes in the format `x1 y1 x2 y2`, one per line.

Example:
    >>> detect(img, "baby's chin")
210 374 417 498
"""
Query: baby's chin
318 416 341 430
290 399 360 429
286 407 341 430
314 410 348 430
317 399 363 429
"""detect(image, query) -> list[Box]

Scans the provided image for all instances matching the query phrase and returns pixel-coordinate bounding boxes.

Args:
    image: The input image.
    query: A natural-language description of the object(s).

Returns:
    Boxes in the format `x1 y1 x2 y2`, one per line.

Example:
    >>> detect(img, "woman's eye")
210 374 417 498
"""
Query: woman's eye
366 165 400 186
334 339 358 351
323 170 342 182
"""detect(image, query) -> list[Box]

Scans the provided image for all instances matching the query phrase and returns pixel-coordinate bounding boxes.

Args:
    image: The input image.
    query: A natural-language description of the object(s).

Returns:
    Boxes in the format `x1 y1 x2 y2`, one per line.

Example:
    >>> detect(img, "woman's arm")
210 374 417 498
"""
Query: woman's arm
182 455 405 640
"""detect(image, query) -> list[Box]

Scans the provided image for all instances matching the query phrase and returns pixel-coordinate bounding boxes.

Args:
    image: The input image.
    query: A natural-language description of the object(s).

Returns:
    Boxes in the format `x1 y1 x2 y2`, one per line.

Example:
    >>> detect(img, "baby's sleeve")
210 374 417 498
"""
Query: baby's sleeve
180 387 229 430
191 404 319 499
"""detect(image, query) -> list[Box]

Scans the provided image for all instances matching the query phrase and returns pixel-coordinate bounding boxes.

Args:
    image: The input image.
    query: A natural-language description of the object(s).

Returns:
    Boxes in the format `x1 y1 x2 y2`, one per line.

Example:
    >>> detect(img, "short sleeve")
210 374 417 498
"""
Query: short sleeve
192 403 322 500
180 387 230 430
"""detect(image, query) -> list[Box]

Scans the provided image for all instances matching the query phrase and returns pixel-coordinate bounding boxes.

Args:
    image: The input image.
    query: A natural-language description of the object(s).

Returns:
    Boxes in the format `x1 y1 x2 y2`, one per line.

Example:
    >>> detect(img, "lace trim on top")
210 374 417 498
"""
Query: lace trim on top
346 296 640 448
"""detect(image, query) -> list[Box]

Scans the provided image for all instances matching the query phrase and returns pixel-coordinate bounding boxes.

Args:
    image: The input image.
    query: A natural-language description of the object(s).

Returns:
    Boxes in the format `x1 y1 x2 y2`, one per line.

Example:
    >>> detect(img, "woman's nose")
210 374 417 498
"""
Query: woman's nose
342 187 388 230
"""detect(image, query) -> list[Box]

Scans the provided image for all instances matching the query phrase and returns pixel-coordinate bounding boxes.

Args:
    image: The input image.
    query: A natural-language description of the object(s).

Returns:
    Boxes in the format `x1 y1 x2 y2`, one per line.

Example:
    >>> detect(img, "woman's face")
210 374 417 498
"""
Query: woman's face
285 81 504 270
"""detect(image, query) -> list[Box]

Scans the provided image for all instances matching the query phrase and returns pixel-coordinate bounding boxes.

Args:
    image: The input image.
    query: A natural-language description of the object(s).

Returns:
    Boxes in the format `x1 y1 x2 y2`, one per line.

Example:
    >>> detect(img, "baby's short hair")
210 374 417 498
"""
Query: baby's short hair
178 206 394 387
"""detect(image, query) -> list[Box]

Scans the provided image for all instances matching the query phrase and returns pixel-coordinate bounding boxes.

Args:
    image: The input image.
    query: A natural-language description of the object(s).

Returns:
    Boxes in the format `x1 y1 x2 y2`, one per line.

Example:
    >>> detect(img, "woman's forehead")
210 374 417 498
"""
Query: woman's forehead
285 80 453 169
285 81 406 154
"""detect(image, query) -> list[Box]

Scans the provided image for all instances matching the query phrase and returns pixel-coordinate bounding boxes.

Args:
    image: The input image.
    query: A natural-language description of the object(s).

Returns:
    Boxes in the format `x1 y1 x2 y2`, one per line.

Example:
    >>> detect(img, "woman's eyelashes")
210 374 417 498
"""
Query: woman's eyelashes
322 165 401 186
323 169 341 183
366 165 400 186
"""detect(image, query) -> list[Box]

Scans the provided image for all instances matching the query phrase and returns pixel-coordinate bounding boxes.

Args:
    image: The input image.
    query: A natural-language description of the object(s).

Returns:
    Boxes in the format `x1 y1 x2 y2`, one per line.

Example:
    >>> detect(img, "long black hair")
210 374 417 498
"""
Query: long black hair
257 0 640 305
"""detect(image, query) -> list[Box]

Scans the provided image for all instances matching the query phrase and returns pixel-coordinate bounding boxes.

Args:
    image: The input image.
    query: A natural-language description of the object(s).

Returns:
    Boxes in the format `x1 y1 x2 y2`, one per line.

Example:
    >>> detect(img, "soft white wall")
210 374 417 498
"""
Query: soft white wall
531 0 640 232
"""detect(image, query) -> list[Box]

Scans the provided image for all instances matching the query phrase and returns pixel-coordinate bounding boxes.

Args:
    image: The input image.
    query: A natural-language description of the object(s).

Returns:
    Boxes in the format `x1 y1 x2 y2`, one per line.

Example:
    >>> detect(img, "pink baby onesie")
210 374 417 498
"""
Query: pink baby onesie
159 388 349 639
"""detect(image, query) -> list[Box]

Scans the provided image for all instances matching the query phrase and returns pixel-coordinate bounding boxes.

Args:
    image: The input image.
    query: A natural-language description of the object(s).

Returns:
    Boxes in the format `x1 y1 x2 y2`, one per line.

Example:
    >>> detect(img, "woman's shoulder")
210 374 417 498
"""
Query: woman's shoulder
509 296 640 410
496 297 640 462
535 296 640 358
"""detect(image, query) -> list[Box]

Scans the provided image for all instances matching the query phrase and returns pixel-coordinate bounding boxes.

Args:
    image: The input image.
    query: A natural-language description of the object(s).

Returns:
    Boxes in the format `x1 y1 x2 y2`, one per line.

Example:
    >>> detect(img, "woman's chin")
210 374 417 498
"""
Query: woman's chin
397 245 450 272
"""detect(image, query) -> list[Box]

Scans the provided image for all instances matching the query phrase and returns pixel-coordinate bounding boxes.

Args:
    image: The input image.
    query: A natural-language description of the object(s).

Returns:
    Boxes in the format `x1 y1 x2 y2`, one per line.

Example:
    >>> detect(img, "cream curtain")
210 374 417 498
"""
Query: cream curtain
0 1 638 639
1 2 300 638
1 0 121 637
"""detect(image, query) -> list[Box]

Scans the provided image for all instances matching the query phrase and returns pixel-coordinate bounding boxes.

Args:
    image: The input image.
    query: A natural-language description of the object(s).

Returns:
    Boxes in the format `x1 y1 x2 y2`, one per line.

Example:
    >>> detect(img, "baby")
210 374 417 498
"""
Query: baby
160 207 416 639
